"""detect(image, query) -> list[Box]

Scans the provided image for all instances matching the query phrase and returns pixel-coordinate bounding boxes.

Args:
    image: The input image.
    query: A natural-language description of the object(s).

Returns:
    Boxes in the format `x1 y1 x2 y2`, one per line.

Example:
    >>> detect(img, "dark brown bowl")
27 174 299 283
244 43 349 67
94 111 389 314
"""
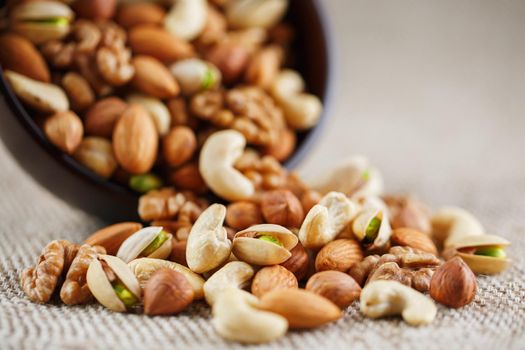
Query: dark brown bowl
0 0 333 222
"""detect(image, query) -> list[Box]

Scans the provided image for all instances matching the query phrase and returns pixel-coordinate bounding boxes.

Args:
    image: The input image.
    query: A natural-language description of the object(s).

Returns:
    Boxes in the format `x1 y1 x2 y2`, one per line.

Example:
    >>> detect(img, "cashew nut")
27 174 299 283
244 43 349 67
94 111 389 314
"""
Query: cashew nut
186 203 232 274
212 287 288 343
298 192 359 249
199 129 255 201
170 58 221 96
360 280 437 326
270 69 322 130
307 156 384 199
164 0 207 41
127 94 171 136
225 0 289 29
431 207 484 248
203 261 254 306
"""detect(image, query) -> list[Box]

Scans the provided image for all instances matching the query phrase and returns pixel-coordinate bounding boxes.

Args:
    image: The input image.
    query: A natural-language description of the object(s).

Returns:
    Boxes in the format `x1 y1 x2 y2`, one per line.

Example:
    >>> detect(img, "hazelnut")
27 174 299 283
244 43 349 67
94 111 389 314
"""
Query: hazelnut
280 242 309 280
169 240 188 267
168 163 208 194
163 126 197 167
226 201 263 230
300 190 322 214
206 43 249 84
261 189 304 228
383 195 431 233
143 268 194 315
429 257 477 308
306 271 361 308
263 128 296 162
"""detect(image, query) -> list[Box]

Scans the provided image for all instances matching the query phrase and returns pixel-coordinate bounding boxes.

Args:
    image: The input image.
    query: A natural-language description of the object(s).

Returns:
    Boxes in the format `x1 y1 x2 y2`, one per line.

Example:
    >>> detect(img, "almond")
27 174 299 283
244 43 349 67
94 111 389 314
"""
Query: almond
168 163 208 194
306 271 361 308
280 242 309 280
73 137 118 179
258 289 342 329
144 268 194 315
0 33 50 82
84 222 143 255
131 55 179 99
226 201 263 230
163 126 196 167
85 97 128 138
391 228 438 256
74 0 116 20
62 72 95 112
113 104 158 174
315 239 363 272
429 257 477 308
43 111 83 154
117 3 166 29
129 26 194 63
251 265 298 298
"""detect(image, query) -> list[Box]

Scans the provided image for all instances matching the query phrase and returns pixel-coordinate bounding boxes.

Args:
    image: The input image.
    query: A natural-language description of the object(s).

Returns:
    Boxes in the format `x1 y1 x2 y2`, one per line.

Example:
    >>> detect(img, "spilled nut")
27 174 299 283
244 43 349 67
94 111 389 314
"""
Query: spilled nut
307 156 384 198
232 224 298 266
352 207 392 250
299 192 359 249
203 261 254 306
212 287 288 344
86 255 141 312
186 204 232 273
164 0 207 41
170 58 221 96
128 258 205 300
10 1 74 44
431 207 485 248
360 280 437 326
117 226 173 263
270 69 322 130
444 234 510 274
127 94 171 136
199 130 255 201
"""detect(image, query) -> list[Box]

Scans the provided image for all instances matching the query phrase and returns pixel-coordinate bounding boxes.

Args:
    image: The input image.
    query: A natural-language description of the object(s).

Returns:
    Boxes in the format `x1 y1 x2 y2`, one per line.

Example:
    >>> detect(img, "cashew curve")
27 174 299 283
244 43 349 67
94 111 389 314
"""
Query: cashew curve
165 0 207 41
203 261 254 306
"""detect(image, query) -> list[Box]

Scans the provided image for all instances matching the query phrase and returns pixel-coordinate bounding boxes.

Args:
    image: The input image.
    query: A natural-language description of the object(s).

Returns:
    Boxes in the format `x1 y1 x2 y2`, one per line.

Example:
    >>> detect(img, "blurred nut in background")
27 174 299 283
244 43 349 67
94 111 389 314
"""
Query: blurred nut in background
73 137 117 179
226 201 263 230
44 111 83 155
0 33 50 82
84 97 128 138
261 189 304 228
163 126 197 167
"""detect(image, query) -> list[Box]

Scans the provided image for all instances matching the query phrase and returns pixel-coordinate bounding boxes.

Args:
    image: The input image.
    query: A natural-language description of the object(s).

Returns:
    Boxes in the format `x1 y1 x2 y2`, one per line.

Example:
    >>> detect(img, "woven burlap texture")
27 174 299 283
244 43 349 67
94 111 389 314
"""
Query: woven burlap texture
0 136 524 350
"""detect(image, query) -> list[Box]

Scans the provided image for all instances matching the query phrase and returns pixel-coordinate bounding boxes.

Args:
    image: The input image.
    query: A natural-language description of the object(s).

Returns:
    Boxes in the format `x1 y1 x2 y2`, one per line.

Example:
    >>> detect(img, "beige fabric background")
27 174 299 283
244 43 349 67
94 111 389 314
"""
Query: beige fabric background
1 0 524 349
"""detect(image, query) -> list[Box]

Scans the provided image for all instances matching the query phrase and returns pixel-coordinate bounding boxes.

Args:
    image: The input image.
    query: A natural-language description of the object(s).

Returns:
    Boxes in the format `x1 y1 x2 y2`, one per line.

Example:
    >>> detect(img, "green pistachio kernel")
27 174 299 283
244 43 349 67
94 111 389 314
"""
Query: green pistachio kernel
113 282 138 308
474 246 506 258
257 234 283 247
129 174 163 193
361 169 370 181
364 217 381 244
201 68 215 90
141 230 170 256
26 18 69 26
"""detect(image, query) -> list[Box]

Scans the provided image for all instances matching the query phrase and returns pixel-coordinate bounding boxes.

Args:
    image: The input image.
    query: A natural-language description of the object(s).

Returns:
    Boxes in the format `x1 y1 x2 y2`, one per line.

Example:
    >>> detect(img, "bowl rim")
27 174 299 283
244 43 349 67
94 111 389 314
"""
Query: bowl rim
0 0 333 196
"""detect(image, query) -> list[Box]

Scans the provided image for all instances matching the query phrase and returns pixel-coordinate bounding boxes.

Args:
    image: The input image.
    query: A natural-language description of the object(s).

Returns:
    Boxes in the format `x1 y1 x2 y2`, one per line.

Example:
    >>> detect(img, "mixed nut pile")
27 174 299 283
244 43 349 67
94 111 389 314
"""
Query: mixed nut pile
2 0 513 345
0 0 320 192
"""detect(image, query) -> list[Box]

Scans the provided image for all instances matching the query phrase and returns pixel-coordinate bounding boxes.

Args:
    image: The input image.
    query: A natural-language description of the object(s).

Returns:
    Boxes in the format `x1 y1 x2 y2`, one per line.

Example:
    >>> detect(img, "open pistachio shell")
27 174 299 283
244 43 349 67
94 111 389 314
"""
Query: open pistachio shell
352 208 392 249
232 224 298 265
86 255 141 312
431 207 485 248
128 258 205 299
10 1 74 44
116 226 172 263
449 234 510 274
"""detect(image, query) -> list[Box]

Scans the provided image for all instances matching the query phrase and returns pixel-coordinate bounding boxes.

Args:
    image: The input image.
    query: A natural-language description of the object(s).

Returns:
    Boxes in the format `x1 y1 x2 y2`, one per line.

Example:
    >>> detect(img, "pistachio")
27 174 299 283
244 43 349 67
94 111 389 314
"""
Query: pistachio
431 207 485 248
129 174 163 193
232 224 298 265
117 227 173 263
225 0 289 29
10 1 74 44
86 255 141 312
445 234 510 274
170 58 221 96
352 207 392 250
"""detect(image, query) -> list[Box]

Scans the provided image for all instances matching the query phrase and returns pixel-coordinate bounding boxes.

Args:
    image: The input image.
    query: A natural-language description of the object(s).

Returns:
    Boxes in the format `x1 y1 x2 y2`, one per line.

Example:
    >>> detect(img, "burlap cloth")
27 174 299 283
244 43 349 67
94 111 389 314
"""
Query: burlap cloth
1 1 525 348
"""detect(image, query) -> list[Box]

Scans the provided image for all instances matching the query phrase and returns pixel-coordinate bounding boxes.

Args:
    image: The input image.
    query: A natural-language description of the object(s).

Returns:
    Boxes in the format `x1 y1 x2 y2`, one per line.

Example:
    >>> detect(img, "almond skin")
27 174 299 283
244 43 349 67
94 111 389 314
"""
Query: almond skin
85 97 128 138
129 26 194 63
44 111 83 154
259 289 342 329
144 268 194 315
163 126 196 167
84 222 142 255
74 0 116 20
0 33 50 82
131 55 179 99
315 239 363 272
113 104 158 174
391 228 438 256
429 256 477 308
251 265 298 298
117 3 166 29
306 271 361 308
